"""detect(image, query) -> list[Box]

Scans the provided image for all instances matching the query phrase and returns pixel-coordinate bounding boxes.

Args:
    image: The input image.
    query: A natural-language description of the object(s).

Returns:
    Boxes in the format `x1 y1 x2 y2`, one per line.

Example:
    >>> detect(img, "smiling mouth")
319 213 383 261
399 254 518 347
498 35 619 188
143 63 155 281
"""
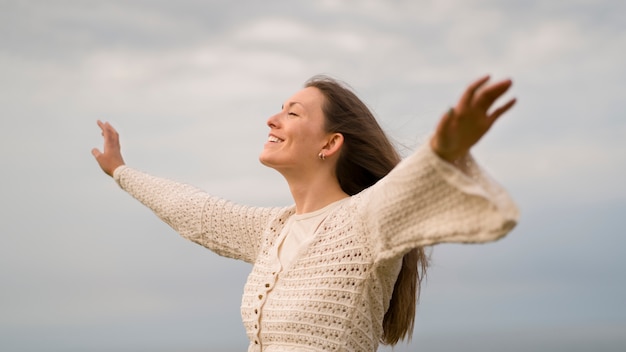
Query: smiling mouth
267 135 284 143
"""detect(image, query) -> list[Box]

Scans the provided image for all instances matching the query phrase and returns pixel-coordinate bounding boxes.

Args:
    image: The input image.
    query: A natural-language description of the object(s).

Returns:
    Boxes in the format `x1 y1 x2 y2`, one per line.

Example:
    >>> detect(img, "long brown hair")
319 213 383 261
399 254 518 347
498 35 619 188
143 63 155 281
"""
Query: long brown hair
305 75 429 345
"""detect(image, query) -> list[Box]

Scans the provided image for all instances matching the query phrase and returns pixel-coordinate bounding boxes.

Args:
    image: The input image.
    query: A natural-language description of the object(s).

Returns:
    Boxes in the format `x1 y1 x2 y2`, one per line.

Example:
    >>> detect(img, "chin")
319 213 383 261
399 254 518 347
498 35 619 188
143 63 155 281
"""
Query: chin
258 153 275 168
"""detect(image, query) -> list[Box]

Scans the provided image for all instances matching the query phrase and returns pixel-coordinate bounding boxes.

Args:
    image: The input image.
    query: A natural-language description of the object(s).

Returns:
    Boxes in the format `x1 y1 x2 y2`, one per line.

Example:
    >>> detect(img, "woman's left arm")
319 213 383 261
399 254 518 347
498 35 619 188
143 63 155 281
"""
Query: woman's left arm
364 76 519 261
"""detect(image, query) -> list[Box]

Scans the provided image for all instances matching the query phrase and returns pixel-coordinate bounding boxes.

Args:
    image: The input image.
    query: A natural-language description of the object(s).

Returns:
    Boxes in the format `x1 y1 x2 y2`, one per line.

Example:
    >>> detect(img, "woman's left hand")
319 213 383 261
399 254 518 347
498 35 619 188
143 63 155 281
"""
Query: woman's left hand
430 75 516 163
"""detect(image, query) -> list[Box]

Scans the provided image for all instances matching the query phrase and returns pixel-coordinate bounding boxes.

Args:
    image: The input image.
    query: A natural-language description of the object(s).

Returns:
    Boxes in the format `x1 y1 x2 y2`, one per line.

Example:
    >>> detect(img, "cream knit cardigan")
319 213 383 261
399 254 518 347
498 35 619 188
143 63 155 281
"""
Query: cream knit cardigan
113 144 518 352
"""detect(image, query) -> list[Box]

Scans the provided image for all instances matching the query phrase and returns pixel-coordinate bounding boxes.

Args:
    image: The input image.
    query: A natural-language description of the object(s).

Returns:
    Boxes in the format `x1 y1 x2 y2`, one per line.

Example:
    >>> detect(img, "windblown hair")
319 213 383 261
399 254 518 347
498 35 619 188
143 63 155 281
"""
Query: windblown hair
305 75 429 345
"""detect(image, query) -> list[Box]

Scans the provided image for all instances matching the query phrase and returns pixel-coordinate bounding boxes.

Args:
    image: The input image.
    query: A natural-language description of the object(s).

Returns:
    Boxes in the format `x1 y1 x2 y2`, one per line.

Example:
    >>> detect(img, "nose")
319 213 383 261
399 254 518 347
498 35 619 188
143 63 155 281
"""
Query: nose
266 112 281 129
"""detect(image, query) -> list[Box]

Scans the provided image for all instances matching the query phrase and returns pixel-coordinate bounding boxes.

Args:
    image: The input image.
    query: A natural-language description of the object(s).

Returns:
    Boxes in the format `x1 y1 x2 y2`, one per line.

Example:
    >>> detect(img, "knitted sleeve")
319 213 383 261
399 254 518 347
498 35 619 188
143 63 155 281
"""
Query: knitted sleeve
113 166 281 263
362 144 519 262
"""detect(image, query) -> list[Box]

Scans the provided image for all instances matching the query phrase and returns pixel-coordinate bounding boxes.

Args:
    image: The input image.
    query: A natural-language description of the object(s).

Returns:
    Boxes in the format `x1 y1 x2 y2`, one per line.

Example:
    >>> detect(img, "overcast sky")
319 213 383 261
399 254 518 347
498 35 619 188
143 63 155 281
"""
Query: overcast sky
1 0 625 351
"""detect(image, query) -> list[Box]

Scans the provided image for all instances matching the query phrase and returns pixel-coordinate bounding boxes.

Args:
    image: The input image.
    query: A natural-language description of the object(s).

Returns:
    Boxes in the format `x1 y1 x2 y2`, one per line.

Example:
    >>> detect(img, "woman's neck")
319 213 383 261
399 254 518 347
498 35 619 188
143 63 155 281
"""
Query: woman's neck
286 175 349 214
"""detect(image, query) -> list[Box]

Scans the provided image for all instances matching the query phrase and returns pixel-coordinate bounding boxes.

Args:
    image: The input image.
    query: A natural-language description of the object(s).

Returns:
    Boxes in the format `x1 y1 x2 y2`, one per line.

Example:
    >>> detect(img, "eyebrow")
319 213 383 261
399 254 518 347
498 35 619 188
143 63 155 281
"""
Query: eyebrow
282 101 305 110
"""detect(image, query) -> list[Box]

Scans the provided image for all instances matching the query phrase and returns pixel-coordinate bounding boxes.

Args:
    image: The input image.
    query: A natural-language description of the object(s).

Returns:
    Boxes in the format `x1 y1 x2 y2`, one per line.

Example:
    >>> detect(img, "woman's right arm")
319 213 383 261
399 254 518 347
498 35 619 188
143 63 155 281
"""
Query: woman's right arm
114 166 280 263
92 121 277 263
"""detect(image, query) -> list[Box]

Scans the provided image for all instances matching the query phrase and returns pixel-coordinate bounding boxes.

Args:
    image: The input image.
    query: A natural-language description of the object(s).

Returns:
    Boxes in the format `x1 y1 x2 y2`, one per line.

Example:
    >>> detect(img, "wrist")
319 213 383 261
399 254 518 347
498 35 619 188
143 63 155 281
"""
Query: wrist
430 137 464 163
112 164 128 181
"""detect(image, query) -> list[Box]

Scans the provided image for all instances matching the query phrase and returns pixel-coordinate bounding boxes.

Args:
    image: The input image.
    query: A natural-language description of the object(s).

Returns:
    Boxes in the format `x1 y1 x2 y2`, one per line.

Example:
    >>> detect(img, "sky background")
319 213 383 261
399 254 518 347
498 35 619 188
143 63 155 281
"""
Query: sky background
1 0 625 351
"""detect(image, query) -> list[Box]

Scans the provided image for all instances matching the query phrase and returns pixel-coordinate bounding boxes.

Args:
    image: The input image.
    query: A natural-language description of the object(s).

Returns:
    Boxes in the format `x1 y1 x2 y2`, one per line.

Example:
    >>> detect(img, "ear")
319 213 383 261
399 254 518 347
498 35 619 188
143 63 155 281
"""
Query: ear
321 133 344 158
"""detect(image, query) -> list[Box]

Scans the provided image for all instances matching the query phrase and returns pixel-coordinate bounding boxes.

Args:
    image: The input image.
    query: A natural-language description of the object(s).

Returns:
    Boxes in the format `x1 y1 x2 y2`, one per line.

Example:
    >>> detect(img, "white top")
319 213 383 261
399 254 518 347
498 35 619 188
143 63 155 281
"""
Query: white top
278 198 349 270
113 144 519 352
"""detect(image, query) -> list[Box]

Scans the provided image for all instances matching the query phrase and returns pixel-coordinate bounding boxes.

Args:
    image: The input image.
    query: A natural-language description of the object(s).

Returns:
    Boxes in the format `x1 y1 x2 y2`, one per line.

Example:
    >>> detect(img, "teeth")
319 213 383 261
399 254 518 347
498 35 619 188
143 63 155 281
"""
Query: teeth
268 136 283 143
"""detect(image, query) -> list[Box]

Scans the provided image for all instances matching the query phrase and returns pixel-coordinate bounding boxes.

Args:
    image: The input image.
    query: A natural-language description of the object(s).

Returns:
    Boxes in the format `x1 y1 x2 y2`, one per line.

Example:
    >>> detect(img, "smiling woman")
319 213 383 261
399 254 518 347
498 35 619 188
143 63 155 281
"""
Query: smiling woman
259 86 335 185
92 74 518 352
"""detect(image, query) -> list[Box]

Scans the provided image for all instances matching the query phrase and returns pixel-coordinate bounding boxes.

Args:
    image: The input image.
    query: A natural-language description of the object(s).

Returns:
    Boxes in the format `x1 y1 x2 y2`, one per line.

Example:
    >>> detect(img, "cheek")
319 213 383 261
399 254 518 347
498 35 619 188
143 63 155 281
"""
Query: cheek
303 123 328 145
298 132 325 152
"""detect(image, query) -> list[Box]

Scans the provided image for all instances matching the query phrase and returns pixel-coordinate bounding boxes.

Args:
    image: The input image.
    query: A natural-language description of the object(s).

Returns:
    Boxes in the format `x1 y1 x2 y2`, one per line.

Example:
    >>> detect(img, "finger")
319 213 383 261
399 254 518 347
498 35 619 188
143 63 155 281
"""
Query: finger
475 79 513 110
97 120 111 139
97 119 107 133
100 121 119 147
487 98 517 125
98 120 119 136
459 75 490 108
103 121 114 132
91 148 102 158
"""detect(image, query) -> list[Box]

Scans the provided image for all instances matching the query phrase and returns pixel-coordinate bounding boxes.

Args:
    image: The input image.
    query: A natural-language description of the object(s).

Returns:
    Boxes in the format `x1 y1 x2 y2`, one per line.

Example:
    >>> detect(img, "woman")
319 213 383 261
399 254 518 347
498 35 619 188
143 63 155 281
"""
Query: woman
92 75 518 351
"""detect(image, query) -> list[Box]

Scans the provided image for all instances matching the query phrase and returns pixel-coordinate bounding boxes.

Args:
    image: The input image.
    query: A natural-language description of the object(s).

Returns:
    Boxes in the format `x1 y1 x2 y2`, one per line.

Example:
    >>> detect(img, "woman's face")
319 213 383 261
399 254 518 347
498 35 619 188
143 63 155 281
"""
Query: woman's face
259 86 330 174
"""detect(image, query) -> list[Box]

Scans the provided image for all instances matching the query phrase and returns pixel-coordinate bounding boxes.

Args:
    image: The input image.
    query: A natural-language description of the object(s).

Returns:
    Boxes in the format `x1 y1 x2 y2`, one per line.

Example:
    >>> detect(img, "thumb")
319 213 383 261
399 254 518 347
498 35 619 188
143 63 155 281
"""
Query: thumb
91 148 102 158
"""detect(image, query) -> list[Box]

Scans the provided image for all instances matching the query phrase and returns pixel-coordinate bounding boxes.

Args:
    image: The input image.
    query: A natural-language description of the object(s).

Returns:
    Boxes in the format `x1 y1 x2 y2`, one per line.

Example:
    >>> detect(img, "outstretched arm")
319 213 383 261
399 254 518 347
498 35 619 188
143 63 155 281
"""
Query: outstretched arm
90 119 279 263
92 120 125 176
430 75 516 163
364 76 519 259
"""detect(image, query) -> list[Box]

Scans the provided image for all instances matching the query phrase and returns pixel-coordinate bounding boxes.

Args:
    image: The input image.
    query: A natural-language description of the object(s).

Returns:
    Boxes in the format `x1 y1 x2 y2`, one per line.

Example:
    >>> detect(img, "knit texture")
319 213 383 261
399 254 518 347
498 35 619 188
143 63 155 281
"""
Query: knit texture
114 144 518 351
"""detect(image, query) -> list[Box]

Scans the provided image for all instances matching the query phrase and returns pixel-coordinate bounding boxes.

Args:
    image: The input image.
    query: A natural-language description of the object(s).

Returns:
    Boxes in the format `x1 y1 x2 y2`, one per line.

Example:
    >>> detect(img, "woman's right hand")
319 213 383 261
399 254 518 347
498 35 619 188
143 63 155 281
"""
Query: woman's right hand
92 120 125 177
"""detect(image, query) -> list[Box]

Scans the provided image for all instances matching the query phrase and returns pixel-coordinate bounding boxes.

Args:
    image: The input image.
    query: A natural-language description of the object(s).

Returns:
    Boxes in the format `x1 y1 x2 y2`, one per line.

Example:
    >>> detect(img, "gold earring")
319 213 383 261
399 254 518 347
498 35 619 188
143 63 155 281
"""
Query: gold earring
318 152 326 160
